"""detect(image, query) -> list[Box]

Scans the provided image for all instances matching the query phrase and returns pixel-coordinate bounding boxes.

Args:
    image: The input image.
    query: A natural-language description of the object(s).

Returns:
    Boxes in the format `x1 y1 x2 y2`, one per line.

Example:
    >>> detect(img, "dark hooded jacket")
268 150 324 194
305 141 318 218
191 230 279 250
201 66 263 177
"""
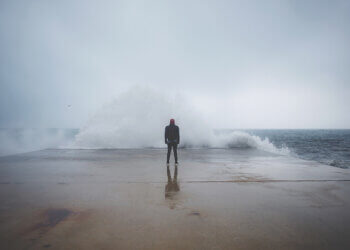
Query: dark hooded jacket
165 124 180 144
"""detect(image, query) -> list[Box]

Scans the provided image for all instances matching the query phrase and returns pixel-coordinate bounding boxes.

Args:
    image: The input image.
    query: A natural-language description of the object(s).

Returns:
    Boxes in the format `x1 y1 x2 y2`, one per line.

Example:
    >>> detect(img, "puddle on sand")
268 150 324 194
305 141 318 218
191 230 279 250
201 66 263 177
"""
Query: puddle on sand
20 208 76 249
18 207 93 249
26 208 74 234
188 211 201 216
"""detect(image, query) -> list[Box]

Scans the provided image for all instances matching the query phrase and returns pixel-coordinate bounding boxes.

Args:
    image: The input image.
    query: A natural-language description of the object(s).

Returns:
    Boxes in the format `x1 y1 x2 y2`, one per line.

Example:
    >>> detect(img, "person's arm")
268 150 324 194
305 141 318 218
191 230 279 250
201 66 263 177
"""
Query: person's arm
164 127 168 144
177 127 180 144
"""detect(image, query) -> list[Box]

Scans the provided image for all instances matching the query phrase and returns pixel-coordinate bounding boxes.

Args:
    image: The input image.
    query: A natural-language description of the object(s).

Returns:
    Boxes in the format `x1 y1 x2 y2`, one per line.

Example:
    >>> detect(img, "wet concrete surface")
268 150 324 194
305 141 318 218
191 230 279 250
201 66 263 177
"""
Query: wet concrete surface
0 148 350 249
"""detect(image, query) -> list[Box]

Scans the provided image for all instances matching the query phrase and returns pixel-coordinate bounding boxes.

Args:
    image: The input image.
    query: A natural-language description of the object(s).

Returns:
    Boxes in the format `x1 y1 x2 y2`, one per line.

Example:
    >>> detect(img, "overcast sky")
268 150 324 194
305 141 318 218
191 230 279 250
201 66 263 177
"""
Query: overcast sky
0 0 349 129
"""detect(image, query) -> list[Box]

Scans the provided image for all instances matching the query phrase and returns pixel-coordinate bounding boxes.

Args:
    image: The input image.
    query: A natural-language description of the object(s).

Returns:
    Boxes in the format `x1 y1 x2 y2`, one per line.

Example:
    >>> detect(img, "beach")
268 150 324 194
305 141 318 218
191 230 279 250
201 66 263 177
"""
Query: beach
0 148 350 249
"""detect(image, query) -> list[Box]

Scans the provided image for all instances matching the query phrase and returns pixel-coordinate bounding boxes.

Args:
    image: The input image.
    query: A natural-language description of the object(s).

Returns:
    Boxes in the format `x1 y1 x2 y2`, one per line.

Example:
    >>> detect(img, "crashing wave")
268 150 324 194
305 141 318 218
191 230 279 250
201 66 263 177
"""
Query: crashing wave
72 86 290 155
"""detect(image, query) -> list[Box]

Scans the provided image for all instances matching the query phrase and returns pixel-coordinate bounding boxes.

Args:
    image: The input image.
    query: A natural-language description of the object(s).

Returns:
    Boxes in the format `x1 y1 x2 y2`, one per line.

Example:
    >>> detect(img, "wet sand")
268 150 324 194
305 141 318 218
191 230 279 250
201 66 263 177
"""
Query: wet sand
0 148 350 249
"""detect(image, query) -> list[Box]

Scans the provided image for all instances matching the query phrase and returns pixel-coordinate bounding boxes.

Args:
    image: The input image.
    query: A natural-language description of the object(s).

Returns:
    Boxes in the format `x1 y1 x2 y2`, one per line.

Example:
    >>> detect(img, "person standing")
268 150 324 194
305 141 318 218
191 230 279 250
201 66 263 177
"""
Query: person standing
165 119 180 164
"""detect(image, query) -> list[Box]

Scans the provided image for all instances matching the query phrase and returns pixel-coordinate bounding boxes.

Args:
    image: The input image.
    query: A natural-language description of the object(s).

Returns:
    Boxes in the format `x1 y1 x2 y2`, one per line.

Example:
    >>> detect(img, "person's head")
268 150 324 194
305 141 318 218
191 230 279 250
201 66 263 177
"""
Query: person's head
170 119 175 125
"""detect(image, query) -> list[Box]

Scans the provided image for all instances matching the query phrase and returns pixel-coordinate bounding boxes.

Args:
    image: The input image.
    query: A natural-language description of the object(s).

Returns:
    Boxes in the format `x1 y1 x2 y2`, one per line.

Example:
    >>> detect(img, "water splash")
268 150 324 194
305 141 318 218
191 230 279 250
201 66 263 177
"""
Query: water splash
73 86 289 155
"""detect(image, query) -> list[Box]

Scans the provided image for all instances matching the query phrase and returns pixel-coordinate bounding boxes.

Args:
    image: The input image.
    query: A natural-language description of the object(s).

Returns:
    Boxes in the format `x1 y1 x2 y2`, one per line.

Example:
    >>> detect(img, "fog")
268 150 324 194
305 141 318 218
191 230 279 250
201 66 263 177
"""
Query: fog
1 0 350 129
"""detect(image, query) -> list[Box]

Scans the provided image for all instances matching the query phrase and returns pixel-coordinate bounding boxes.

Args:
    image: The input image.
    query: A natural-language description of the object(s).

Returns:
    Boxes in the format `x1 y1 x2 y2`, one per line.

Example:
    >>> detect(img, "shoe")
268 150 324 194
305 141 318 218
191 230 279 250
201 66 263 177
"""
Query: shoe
175 162 178 165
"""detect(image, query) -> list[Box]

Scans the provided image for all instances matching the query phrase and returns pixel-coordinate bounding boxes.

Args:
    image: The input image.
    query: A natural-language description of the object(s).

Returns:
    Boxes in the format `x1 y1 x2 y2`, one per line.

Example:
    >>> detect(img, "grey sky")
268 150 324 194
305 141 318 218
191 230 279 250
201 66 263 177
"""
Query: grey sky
0 0 349 128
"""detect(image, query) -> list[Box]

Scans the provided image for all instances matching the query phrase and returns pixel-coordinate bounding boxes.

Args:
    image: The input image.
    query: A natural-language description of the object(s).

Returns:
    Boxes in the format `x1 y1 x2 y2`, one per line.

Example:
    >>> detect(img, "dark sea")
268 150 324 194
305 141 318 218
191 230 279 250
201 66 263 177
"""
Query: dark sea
246 129 350 169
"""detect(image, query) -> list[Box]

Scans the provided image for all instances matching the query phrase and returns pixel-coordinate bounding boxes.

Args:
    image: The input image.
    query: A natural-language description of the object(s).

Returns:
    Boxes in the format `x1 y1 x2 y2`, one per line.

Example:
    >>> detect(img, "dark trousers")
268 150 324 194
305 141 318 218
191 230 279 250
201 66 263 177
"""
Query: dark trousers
167 143 178 163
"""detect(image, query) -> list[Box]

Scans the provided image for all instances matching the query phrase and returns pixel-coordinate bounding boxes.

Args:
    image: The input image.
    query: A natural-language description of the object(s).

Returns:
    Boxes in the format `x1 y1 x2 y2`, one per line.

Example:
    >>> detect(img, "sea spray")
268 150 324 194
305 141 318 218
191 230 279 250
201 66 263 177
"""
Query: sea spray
74 86 211 148
0 128 77 156
73 86 290 155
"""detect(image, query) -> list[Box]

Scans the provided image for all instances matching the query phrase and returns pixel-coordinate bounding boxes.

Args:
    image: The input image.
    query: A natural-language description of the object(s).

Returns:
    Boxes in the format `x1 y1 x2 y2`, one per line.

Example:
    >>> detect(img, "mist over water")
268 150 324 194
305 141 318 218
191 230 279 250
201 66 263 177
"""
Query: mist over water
0 87 288 157
0 128 77 157
73 87 289 155
74 86 208 148
1 87 348 169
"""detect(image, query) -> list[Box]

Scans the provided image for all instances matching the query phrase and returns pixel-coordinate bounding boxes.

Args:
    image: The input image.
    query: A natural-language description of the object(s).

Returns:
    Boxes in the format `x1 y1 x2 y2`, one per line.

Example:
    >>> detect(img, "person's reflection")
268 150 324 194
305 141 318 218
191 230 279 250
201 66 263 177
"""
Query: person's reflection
165 165 180 208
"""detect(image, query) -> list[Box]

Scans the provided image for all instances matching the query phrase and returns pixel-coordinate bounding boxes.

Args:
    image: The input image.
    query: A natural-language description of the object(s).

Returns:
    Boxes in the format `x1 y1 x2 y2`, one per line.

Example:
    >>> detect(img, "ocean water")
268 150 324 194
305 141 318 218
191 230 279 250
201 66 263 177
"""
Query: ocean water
245 129 350 169
0 128 349 169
